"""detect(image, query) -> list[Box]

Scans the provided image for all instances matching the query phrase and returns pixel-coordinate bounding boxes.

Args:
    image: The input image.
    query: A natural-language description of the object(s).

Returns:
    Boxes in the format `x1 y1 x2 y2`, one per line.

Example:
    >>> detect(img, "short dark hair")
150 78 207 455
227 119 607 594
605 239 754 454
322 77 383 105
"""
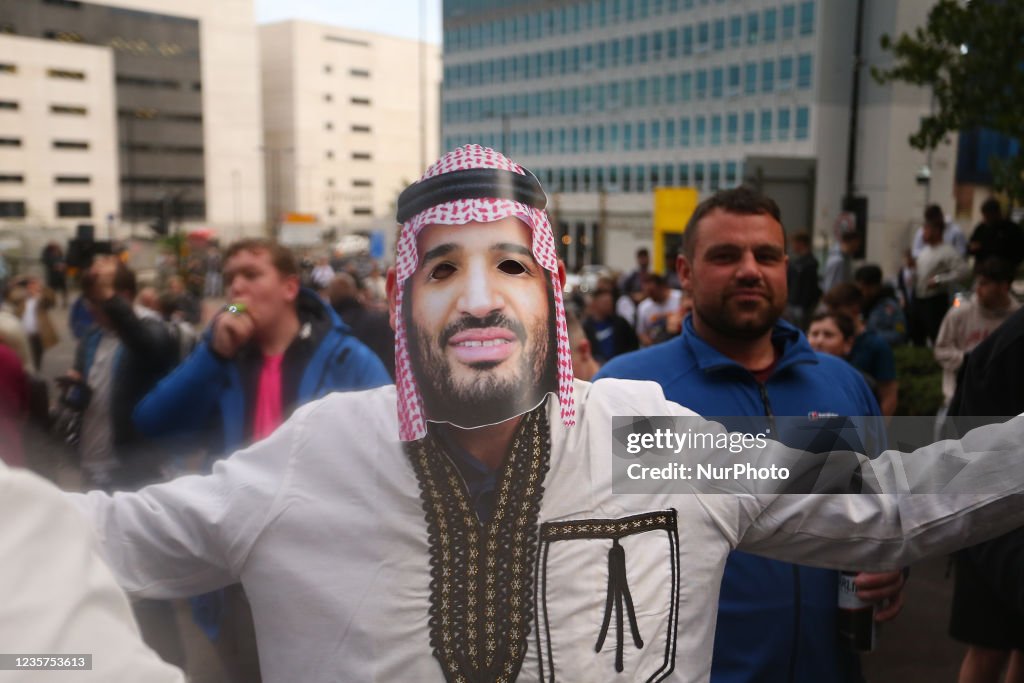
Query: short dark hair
113 263 137 298
792 232 811 248
644 273 668 288
981 198 1002 218
810 311 856 340
681 186 783 260
224 238 298 278
924 204 945 229
822 282 864 311
636 247 650 258
974 257 1015 283
854 264 883 287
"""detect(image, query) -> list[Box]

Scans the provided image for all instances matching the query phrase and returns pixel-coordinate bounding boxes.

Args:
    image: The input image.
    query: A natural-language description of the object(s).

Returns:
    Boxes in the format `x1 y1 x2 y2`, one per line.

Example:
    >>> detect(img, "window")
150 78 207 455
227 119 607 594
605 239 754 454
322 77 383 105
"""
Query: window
0 201 26 217
44 29 84 43
350 68 371 77
43 0 83 7
727 113 738 143
350 97 371 105
730 16 742 46
778 107 791 140
763 8 777 42
666 119 676 148
726 161 738 186
677 163 689 186
743 111 755 143
746 12 759 44
728 65 740 94
782 4 796 39
682 26 693 55
697 22 709 51
53 140 88 150
324 64 333 74
637 122 646 150
352 179 372 188
352 152 372 160
693 162 704 188
0 63 15 74
796 106 810 139
0 138 21 147
352 207 373 216
709 162 721 190
117 75 178 89
745 62 757 94
0 101 17 110
325 122 333 131
326 150 335 160
57 201 91 217
712 68 723 98
623 123 632 151
798 54 813 89
711 115 722 145
680 117 690 147
695 116 706 146
696 70 707 99
0 174 24 183
48 68 85 80
713 19 725 50
680 72 692 101
799 1 815 35
778 56 793 87
760 109 773 142
761 60 775 92
55 175 90 184
351 124 371 133
666 74 678 103
667 29 678 58
637 34 648 63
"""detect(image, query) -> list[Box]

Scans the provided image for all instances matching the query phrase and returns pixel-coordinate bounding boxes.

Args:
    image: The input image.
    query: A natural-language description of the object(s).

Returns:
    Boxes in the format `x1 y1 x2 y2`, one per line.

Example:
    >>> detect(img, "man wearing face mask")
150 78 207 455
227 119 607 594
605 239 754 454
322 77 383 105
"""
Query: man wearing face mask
71 146 1024 683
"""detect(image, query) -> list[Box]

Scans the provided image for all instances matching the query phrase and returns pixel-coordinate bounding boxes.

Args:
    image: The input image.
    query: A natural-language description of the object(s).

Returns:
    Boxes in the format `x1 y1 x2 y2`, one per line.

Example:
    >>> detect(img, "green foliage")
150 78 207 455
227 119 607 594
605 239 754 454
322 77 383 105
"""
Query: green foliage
893 345 944 417
872 0 1024 204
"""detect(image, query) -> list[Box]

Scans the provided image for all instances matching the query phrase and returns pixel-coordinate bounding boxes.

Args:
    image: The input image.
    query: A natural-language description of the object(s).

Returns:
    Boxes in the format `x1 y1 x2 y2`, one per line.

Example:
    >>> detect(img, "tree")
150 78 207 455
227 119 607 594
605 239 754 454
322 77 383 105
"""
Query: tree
872 0 1024 205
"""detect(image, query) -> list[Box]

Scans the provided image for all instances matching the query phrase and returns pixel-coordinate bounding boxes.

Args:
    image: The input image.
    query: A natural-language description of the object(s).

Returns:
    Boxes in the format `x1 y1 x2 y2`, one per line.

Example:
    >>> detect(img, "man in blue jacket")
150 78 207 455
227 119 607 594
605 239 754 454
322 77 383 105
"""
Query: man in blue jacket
132 238 389 681
597 187 905 683
134 238 390 456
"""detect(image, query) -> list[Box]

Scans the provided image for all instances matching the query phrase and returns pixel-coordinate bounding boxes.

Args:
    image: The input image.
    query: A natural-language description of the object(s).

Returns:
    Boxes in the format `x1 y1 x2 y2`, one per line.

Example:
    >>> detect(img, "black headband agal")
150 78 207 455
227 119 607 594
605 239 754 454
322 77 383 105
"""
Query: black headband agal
396 167 547 224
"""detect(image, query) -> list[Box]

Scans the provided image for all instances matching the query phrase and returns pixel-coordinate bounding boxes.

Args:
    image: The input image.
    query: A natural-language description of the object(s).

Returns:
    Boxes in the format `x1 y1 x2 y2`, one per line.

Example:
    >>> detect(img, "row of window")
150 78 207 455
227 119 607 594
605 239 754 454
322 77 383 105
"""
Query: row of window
443 60 812 126
0 174 90 184
1 64 87 80
325 151 373 161
445 0 814 53
324 122 373 133
322 65 373 78
446 22 813 89
0 200 92 218
444 106 810 157
116 75 202 91
0 138 92 149
497 161 743 194
447 53 813 100
325 178 374 188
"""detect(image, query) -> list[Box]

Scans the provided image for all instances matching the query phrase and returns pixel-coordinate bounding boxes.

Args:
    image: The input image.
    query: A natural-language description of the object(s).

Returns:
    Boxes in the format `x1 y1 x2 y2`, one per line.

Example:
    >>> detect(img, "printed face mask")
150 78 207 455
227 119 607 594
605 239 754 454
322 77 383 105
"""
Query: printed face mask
393 144 575 441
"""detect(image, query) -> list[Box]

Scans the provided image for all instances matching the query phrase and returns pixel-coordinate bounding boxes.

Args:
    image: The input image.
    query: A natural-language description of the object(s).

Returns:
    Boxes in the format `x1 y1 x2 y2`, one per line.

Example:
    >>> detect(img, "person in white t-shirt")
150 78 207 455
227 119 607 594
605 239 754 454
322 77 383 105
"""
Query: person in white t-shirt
635 273 683 346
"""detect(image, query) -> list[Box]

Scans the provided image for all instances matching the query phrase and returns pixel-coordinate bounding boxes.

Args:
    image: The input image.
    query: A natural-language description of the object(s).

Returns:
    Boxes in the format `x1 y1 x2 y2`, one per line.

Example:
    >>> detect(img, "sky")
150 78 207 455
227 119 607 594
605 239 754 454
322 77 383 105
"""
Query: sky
254 0 443 44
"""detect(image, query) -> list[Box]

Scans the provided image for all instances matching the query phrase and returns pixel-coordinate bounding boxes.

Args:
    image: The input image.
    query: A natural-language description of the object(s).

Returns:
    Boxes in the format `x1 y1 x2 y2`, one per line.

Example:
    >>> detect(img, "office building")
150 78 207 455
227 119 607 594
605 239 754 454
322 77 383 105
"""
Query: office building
0 0 265 240
259 21 441 242
441 0 957 274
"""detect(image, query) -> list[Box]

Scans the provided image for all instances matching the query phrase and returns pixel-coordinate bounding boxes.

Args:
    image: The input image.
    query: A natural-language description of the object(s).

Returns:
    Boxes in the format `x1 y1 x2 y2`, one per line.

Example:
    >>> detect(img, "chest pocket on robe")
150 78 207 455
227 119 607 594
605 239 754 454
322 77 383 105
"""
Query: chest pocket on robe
534 509 680 682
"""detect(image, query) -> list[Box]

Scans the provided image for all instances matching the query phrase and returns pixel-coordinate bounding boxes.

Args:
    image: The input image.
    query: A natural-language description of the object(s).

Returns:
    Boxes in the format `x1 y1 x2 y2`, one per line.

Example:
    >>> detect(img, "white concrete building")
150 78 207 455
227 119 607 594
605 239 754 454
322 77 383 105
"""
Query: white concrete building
442 0 956 275
259 20 441 240
0 34 120 233
0 0 266 241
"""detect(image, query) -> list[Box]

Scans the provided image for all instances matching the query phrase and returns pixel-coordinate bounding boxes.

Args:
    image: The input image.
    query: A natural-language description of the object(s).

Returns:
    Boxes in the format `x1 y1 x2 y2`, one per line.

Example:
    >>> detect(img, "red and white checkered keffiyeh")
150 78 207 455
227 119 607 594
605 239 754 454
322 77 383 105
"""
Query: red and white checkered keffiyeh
394 144 576 441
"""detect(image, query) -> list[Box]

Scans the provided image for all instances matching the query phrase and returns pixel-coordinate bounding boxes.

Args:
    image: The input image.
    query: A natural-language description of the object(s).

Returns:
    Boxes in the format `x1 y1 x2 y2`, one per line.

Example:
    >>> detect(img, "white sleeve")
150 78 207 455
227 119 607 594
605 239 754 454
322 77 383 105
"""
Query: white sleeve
70 402 310 600
733 414 1024 571
0 465 184 683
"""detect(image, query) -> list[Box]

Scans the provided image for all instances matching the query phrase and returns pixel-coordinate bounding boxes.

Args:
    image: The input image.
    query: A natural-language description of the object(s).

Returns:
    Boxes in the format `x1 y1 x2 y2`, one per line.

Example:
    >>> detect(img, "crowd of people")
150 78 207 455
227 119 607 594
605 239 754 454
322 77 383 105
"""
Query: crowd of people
0 144 1023 682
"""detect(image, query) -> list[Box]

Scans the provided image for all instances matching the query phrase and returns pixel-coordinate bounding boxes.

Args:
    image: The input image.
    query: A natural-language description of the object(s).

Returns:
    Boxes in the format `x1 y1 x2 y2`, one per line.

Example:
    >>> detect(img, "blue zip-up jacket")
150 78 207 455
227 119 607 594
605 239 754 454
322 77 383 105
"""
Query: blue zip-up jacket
596 316 881 683
134 289 390 454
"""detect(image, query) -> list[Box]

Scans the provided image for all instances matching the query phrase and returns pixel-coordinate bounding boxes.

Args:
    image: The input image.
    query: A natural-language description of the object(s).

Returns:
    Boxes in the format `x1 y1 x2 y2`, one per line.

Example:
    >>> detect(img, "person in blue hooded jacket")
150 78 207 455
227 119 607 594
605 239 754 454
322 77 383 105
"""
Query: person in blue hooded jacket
134 238 390 456
132 238 389 681
597 187 904 683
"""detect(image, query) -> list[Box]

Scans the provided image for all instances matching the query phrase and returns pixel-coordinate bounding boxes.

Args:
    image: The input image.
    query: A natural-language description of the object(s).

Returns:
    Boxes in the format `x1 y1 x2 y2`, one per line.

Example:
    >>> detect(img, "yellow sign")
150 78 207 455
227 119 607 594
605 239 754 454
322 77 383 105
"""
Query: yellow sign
283 212 318 223
652 187 699 274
